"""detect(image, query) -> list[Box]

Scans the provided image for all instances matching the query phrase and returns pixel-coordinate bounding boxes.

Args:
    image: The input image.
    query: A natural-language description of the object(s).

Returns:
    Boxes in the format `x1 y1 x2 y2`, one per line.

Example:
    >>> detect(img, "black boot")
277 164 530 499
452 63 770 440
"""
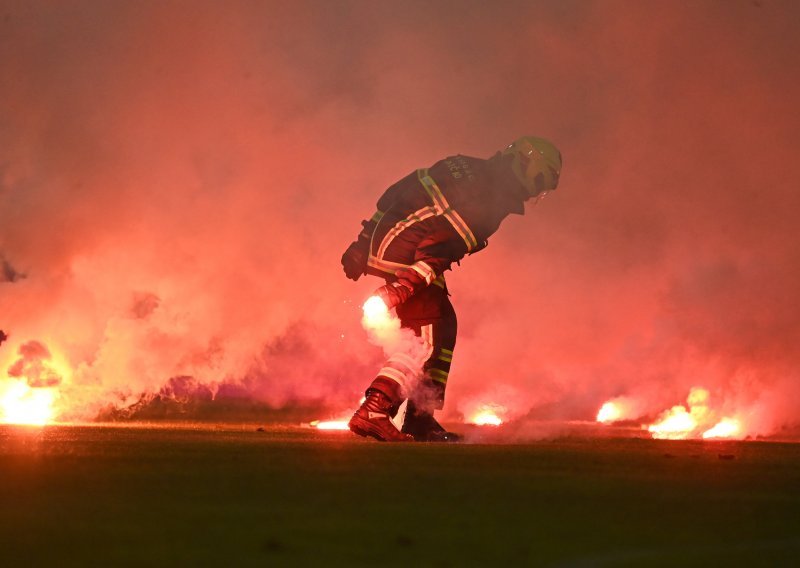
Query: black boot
401 401 461 442
349 389 413 442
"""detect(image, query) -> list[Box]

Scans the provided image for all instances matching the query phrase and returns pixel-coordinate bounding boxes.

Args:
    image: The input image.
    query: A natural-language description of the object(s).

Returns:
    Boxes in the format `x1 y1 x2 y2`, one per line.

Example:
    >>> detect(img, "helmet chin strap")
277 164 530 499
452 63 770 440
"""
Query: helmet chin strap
529 191 548 207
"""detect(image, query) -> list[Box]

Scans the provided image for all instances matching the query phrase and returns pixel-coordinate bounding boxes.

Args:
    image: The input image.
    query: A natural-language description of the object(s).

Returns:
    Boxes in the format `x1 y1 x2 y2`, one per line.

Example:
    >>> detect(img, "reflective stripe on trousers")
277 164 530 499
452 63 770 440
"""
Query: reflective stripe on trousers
374 283 457 410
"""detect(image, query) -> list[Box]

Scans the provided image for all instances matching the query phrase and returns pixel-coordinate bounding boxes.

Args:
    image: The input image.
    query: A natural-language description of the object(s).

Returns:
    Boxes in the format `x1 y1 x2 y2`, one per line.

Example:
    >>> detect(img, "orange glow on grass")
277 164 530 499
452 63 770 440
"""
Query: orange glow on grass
0 381 58 426
702 418 741 439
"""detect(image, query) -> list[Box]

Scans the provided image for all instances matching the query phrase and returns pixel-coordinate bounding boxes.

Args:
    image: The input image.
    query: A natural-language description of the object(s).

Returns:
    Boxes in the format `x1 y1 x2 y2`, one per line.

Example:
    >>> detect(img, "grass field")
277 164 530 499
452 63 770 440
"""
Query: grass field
1 423 799 567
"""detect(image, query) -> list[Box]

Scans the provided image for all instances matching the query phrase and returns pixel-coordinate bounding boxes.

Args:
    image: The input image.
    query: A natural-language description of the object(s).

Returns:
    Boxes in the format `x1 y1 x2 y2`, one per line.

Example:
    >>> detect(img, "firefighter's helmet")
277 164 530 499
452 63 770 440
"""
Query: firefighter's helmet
501 136 562 197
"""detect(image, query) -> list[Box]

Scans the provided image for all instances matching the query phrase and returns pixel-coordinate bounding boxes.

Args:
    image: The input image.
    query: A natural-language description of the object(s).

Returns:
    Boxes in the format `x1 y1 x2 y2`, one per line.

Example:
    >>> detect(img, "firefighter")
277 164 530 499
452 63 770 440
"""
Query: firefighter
341 136 562 442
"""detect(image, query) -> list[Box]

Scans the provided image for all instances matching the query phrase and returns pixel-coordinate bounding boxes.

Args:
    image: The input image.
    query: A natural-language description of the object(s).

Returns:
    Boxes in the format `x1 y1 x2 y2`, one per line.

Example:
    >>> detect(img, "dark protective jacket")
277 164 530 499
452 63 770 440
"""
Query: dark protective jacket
364 153 528 292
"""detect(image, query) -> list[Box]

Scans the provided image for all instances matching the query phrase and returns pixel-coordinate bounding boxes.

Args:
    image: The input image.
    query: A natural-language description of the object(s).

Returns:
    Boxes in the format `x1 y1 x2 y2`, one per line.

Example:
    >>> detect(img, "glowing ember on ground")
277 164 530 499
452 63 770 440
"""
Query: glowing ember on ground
0 381 58 426
702 418 741 439
597 401 622 423
311 420 350 430
648 405 697 440
470 410 503 426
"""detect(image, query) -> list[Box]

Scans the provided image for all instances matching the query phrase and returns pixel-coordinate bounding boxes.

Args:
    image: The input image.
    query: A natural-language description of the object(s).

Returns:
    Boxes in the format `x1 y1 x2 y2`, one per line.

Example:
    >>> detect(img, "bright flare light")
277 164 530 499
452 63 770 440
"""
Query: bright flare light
603 387 749 440
702 418 741 439
312 420 350 431
1 381 57 426
363 295 390 324
470 410 503 426
597 401 622 423
648 405 697 440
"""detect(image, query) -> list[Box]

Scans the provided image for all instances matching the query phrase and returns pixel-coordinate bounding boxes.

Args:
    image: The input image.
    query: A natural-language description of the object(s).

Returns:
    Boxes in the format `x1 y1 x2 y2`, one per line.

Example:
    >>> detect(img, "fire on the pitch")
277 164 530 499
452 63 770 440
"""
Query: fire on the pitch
596 387 744 440
1 340 70 426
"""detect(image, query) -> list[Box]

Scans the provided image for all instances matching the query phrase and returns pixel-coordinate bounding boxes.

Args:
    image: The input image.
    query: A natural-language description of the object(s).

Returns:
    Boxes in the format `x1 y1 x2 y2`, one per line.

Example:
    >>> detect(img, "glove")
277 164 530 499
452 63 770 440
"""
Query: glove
341 219 377 281
374 281 414 309
341 240 368 281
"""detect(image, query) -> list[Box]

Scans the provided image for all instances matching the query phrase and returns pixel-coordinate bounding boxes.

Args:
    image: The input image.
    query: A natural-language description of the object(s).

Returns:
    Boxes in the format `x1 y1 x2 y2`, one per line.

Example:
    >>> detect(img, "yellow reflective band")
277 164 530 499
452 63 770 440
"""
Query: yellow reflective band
417 169 479 252
429 368 449 384
421 324 433 350
418 172 442 209
410 261 435 285
446 208 478 251
440 348 454 355
438 353 452 363
371 211 385 222
368 256 405 273
368 257 445 285
377 205 438 259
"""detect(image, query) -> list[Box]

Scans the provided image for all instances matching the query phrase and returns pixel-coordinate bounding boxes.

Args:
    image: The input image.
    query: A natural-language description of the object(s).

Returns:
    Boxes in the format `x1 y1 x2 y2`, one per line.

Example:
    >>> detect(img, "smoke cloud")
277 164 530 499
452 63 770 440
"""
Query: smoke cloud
1 1 798 436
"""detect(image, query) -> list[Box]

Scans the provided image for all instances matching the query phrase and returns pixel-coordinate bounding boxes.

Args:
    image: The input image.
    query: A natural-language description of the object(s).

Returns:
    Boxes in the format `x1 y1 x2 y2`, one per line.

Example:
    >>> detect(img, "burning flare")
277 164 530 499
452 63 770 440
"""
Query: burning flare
648 405 698 440
597 401 623 423
310 420 350 430
363 295 389 321
311 397 365 431
361 295 399 339
645 387 746 440
596 396 642 424
647 387 711 440
0 380 58 426
472 412 502 426
1 340 69 426
599 388 750 439
469 404 504 426
361 294 403 347
702 418 741 439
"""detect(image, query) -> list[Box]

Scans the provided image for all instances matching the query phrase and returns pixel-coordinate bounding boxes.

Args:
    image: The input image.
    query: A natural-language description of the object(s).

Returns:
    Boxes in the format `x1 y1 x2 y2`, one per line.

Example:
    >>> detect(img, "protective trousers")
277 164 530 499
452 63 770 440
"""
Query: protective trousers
368 282 457 411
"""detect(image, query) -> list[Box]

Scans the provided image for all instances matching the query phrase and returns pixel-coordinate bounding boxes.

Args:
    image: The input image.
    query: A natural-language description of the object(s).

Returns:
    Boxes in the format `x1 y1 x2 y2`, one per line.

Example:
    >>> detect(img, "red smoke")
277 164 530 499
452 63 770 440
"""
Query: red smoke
1 1 798 436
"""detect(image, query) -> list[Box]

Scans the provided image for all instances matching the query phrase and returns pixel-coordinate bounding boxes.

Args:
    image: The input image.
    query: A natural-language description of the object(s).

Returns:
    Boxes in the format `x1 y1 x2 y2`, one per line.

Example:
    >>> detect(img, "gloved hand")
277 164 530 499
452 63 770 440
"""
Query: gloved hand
374 281 414 309
341 219 376 281
341 240 368 281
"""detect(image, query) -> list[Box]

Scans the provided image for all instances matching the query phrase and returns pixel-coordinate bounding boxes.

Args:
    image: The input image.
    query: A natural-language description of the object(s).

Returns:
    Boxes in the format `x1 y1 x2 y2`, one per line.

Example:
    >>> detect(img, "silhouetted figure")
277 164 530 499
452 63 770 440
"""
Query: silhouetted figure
341 136 562 442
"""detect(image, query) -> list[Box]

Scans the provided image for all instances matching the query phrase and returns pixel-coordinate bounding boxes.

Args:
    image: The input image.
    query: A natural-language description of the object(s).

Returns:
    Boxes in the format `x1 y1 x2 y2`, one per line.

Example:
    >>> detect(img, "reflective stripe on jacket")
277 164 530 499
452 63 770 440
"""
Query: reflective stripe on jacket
365 153 525 290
